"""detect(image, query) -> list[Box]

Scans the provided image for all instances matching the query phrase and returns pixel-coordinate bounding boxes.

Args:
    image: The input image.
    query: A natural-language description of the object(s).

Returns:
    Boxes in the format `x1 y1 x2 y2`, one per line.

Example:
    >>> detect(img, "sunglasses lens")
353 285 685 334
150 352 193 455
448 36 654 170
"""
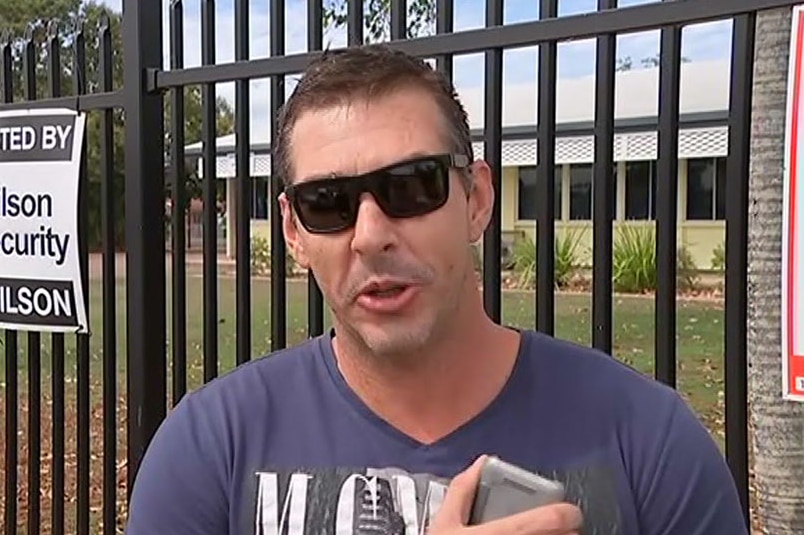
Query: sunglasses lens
293 183 358 232
290 155 455 233
375 158 449 217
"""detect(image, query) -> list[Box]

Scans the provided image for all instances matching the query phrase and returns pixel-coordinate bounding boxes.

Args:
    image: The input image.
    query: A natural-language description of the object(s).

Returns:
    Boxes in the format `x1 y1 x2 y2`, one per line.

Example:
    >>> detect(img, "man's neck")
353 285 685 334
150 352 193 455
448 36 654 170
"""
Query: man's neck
331 290 522 445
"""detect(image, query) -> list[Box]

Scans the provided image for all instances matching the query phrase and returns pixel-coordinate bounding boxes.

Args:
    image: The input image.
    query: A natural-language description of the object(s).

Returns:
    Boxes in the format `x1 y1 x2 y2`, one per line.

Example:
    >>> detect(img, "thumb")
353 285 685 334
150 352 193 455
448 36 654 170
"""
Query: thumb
430 456 488 530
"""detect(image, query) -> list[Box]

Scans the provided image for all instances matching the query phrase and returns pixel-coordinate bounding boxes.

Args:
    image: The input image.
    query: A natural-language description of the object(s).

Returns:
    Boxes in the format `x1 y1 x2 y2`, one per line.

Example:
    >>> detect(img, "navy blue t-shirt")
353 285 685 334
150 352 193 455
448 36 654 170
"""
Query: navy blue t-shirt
125 329 747 534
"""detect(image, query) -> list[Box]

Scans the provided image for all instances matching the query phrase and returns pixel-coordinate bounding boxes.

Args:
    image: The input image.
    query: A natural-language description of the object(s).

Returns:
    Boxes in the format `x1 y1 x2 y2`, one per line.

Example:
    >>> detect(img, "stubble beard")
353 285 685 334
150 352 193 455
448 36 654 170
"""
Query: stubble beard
336 264 470 367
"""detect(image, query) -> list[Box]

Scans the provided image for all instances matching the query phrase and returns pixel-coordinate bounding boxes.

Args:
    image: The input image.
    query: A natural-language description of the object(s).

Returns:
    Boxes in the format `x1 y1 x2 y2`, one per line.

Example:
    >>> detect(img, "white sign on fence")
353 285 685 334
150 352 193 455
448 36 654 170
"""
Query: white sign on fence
0 108 89 334
782 5 804 402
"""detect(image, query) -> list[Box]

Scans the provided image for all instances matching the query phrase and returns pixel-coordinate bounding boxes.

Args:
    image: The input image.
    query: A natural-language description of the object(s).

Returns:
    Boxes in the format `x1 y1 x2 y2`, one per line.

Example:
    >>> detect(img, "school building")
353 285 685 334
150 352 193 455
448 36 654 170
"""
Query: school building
187 58 731 271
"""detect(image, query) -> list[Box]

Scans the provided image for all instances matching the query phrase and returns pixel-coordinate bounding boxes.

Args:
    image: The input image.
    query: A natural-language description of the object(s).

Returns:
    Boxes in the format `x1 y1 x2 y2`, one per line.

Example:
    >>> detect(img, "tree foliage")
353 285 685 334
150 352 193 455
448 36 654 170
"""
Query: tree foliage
322 0 436 42
616 53 691 71
0 0 82 39
321 0 693 75
0 0 235 249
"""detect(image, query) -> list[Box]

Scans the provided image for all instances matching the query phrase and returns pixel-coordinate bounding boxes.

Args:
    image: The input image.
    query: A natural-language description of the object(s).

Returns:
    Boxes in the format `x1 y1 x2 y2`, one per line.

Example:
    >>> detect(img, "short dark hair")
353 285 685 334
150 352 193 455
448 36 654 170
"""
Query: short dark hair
273 44 474 187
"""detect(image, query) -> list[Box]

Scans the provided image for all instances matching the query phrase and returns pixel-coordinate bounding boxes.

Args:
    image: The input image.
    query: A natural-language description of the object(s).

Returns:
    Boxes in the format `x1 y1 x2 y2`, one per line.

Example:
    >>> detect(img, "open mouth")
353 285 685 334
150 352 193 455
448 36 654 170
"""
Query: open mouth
356 281 417 313
364 284 408 298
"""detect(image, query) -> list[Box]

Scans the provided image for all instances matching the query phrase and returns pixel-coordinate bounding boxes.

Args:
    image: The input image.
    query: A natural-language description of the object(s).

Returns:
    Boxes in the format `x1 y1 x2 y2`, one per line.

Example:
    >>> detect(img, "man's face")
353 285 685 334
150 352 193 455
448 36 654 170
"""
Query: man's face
280 85 494 359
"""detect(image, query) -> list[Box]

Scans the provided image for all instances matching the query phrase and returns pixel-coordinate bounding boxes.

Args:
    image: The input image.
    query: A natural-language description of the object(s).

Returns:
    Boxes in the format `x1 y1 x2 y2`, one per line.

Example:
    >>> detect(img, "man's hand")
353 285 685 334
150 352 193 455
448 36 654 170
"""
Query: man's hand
428 456 584 534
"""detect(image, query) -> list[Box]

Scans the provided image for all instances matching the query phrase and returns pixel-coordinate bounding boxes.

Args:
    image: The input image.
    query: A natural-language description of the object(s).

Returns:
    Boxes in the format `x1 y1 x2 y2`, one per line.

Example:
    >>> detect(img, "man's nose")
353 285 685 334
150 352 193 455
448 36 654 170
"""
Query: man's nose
350 194 398 255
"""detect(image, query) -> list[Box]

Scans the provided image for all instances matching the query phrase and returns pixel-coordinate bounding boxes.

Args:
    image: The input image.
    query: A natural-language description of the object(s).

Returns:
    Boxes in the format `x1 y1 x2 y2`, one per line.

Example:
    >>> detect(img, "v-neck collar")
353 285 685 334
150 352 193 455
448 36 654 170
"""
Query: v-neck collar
314 328 530 452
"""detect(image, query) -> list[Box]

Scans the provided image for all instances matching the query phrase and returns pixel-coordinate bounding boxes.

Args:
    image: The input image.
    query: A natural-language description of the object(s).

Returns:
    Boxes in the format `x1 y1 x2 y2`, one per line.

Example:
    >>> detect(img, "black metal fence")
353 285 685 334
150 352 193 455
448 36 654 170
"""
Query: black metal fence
0 0 799 532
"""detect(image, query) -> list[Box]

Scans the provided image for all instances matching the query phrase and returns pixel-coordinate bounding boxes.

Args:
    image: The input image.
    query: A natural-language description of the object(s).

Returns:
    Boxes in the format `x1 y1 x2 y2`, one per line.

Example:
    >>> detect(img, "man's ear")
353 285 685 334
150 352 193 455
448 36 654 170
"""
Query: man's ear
279 193 310 270
465 160 495 244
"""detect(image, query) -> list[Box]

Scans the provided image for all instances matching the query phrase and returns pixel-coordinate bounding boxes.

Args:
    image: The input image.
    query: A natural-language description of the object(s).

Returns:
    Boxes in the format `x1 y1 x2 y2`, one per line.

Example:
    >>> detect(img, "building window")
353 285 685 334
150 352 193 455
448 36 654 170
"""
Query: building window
686 157 726 220
251 177 269 219
625 160 657 220
715 157 726 220
517 165 561 220
569 164 592 220
569 163 616 220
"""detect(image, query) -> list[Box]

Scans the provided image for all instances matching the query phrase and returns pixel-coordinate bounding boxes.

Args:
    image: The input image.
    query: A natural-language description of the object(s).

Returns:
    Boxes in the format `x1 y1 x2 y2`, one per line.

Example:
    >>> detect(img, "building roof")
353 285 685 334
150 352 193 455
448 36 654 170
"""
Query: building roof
460 58 731 129
187 58 733 177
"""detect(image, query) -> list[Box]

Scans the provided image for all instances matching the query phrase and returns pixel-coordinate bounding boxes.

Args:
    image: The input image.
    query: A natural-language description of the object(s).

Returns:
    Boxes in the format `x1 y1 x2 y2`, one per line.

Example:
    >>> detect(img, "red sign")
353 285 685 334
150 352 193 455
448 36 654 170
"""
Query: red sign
782 5 804 402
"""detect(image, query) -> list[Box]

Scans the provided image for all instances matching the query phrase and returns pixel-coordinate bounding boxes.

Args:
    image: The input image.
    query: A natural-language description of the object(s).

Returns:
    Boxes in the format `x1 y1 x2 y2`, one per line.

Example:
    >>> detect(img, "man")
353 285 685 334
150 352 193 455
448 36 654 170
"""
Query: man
125 45 747 535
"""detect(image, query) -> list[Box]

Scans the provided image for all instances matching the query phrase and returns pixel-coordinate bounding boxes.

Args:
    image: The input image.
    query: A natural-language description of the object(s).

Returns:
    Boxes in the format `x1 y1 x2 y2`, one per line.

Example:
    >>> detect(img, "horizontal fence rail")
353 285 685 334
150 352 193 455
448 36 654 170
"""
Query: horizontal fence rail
149 0 797 89
1 0 801 531
0 91 123 111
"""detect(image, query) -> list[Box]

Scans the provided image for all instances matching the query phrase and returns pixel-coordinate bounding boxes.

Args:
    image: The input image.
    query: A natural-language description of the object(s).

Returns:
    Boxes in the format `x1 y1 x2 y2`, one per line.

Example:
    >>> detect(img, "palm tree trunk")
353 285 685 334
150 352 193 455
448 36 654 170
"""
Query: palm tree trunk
748 6 804 534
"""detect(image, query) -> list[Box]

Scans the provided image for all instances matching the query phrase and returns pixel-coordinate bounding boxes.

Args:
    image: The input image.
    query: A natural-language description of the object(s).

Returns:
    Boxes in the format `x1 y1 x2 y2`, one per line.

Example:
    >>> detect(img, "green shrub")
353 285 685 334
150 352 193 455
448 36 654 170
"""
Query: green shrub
510 236 537 289
554 228 586 287
250 235 298 277
509 230 585 289
711 241 726 272
251 235 272 276
611 225 699 293
612 226 656 293
676 245 700 291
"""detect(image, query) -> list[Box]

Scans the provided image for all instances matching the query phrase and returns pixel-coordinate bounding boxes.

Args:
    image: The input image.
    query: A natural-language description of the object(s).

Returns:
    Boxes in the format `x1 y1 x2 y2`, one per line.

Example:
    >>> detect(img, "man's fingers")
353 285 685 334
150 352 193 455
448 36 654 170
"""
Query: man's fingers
471 503 584 535
429 457 583 535
430 455 488 529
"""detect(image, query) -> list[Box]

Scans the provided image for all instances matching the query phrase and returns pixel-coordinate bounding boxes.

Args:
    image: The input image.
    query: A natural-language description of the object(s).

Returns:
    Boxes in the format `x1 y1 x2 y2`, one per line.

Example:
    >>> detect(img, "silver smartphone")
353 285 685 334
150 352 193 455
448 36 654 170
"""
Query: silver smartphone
468 456 566 525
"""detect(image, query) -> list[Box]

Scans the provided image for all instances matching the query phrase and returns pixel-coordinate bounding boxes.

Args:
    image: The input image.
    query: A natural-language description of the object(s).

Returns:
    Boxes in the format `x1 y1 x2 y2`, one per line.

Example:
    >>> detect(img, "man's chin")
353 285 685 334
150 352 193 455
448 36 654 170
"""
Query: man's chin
353 323 433 360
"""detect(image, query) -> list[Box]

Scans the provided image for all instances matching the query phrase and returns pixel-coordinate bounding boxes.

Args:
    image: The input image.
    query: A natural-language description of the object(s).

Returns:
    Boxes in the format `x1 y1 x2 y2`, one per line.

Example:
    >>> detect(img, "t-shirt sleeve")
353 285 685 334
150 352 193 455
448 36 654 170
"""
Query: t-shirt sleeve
125 392 229 534
634 392 749 535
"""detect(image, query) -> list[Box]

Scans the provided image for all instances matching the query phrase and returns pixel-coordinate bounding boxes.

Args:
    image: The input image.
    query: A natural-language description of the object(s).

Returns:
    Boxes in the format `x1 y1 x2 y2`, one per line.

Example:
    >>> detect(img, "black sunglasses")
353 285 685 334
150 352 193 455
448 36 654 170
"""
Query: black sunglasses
284 153 471 234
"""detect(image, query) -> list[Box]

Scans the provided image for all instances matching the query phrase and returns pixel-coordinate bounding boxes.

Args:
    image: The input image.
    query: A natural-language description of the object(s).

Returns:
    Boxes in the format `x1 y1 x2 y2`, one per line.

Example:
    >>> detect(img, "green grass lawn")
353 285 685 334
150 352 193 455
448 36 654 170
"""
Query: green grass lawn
0 275 726 533
2 275 726 433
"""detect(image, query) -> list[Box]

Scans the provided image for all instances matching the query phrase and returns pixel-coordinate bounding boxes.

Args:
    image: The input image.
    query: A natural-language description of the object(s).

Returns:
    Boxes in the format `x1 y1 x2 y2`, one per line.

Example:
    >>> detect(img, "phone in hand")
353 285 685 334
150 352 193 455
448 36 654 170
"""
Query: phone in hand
468 455 566 525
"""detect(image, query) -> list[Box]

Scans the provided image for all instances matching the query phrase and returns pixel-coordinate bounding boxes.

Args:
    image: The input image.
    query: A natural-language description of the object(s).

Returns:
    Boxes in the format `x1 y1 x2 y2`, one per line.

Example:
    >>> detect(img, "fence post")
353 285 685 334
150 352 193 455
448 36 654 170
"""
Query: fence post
121 0 167 493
